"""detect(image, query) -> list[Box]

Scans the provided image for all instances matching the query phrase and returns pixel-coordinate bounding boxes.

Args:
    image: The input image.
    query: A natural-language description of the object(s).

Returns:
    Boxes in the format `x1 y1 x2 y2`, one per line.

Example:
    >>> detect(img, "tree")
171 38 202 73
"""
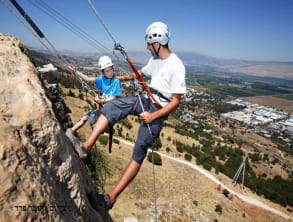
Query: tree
147 152 162 165
153 138 162 150
68 89 75 97
184 153 192 161
263 153 269 162
222 189 230 197
79 92 84 100
215 204 222 215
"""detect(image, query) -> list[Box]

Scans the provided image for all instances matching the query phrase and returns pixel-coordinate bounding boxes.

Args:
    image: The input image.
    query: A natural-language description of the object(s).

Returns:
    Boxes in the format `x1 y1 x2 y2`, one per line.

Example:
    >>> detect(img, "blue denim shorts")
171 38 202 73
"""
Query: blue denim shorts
101 94 167 164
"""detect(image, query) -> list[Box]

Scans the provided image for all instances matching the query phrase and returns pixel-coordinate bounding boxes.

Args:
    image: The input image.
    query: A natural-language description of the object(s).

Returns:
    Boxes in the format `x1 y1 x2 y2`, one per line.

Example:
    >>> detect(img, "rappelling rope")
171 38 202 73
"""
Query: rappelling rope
87 0 117 44
2 0 98 98
25 0 129 79
1 0 54 56
86 0 158 219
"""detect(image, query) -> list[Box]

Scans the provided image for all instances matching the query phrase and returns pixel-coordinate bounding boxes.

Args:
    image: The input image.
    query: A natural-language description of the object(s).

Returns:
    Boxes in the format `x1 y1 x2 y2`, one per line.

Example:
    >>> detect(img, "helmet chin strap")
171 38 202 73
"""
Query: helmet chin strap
151 43 161 59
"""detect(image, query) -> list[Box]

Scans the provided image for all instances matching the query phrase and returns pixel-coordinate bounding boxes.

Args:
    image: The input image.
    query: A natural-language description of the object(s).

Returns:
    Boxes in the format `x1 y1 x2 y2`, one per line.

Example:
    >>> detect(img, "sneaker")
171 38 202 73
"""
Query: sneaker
66 128 79 145
88 192 114 211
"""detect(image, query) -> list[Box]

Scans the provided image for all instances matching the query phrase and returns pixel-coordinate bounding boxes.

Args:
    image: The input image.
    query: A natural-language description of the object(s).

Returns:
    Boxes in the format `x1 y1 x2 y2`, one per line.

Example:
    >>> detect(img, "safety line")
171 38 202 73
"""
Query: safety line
26 0 129 75
1 0 55 58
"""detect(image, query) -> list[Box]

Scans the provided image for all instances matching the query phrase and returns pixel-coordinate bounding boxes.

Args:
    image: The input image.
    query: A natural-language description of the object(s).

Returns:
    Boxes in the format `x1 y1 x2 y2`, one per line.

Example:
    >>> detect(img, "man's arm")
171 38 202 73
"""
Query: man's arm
68 64 95 83
116 70 143 81
140 94 181 124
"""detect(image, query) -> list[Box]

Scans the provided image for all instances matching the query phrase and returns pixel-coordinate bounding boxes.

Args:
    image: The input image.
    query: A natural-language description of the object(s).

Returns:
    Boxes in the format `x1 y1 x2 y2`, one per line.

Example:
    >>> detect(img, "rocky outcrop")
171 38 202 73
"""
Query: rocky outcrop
38 67 73 131
0 34 111 221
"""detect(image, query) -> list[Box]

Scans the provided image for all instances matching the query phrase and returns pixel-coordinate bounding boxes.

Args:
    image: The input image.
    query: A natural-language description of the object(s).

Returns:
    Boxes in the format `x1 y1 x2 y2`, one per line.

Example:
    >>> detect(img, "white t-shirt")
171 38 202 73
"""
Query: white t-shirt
142 53 186 106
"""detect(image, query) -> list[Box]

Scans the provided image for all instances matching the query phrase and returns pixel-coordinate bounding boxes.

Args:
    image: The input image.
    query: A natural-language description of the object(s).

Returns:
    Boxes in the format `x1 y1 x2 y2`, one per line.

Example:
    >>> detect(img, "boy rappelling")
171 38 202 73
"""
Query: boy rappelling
66 56 121 153
74 21 186 210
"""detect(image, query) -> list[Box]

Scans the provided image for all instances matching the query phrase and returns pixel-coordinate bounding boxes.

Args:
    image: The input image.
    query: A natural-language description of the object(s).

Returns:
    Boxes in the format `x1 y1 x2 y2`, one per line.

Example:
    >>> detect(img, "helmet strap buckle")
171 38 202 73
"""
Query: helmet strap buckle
151 43 161 59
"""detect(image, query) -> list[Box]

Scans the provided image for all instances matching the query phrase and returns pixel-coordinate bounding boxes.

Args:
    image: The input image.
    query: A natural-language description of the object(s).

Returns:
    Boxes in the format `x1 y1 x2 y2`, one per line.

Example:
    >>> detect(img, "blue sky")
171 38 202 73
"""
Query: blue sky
1 0 293 62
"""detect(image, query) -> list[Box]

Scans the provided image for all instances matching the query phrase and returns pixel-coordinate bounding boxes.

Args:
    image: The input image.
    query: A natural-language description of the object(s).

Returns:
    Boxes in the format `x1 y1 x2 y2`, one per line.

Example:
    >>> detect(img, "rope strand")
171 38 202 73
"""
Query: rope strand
86 1 159 219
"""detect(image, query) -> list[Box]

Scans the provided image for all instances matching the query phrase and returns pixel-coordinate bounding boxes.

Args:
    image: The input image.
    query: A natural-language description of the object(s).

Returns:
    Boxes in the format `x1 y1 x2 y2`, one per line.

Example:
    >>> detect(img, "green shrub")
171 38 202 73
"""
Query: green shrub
68 89 75 97
176 145 184 153
120 119 133 129
215 204 222 215
98 135 108 145
153 138 162 150
147 152 162 165
79 92 84 100
86 147 112 193
222 189 229 197
113 138 120 144
184 153 192 161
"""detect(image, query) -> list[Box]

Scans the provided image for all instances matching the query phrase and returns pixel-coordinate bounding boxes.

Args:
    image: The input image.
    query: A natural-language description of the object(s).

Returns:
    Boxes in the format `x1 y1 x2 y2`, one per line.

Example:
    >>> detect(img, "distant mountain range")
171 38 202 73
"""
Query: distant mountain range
30 47 293 80
127 50 293 80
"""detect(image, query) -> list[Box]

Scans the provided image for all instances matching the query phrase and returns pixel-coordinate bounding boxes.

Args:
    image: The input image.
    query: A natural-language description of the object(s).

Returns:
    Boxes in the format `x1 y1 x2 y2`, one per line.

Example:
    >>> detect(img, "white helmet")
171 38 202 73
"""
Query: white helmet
145 21 170 45
98 56 113 70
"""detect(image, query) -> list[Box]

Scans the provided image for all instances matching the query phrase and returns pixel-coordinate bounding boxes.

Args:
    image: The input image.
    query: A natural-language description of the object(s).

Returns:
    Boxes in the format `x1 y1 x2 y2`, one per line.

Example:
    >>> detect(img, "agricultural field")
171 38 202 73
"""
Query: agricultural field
275 94 293 101
245 96 293 113
185 67 293 98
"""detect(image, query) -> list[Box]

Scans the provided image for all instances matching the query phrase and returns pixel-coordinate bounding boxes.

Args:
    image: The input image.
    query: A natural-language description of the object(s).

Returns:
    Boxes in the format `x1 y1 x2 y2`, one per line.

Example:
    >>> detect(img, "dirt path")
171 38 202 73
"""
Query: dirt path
116 138 292 221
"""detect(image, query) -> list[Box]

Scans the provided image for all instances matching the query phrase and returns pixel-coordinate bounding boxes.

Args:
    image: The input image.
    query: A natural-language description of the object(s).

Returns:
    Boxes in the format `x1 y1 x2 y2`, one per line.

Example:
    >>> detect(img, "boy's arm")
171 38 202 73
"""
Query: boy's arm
68 64 96 83
94 95 116 104
103 96 116 103
116 70 143 81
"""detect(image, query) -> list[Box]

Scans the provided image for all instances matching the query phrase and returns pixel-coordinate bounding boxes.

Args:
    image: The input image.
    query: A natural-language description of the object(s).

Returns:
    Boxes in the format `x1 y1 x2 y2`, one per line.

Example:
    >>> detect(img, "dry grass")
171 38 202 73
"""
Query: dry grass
244 96 293 112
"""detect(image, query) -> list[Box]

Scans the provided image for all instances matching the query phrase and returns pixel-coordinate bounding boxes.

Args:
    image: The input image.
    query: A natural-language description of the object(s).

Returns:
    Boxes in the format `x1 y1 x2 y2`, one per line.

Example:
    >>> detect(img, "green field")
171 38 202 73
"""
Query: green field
186 68 293 98
274 94 293 101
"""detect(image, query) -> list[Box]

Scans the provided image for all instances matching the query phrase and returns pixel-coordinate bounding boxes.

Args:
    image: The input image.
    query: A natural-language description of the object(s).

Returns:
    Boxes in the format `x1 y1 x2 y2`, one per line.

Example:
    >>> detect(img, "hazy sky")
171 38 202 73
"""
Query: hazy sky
1 0 293 62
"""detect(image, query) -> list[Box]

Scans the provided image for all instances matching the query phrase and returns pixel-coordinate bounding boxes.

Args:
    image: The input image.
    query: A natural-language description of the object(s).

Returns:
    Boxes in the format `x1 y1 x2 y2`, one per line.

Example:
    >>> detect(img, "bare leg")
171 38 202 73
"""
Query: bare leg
72 116 88 132
109 159 141 204
83 114 109 152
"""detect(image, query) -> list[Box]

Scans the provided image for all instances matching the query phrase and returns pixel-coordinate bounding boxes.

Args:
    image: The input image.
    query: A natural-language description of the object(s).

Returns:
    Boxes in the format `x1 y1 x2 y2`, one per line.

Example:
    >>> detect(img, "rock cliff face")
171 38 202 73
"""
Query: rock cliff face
0 34 111 221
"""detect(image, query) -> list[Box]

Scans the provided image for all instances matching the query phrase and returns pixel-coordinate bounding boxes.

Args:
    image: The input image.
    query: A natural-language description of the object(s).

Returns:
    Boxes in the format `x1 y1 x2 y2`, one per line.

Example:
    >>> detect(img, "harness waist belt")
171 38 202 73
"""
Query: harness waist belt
149 87 171 103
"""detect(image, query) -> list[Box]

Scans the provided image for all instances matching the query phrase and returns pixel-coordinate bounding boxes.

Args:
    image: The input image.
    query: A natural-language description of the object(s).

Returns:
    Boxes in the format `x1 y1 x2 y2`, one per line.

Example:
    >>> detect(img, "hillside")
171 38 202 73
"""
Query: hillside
63 88 292 221
18 42 293 221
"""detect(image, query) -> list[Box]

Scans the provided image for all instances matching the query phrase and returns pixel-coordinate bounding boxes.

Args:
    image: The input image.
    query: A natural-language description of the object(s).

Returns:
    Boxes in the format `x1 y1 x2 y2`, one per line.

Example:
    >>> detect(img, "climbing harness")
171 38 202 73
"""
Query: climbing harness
86 0 160 219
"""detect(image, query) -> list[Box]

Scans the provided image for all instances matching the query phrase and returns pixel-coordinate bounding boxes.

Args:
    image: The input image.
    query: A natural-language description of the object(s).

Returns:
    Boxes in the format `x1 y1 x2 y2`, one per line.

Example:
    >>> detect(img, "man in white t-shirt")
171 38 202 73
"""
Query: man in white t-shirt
74 21 186 210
